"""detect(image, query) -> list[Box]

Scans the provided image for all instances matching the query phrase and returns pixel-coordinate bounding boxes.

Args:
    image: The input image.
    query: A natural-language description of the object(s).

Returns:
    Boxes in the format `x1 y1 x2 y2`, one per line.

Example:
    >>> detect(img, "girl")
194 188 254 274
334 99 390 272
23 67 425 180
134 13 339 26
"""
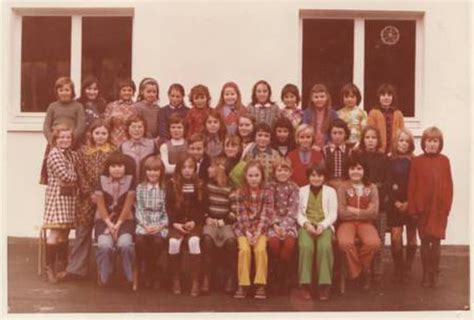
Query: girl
302 83 338 150
187 133 211 182
287 124 324 187
353 126 390 286
297 163 337 301
267 159 299 294
104 79 137 146
233 161 273 299
271 117 296 157
408 127 453 288
57 119 116 282
247 80 281 129
201 157 238 294
135 156 168 289
134 77 160 139
322 119 352 190
160 114 188 175
77 76 107 132
215 82 247 134
158 83 189 140
280 83 303 129
223 134 242 175
119 115 158 180
185 84 211 138
203 109 226 158
94 152 136 288
337 157 381 290
166 156 207 297
40 77 86 185
238 114 256 154
43 123 80 283
367 83 405 154
337 83 367 147
388 128 417 283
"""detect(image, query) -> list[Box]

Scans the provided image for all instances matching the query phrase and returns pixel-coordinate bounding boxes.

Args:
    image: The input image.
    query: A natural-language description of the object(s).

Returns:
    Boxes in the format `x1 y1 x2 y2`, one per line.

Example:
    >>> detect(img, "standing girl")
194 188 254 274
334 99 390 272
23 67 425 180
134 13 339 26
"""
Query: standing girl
135 156 168 289
408 127 453 288
166 156 207 297
158 83 189 140
388 128 417 283
185 84 211 138
367 83 405 154
247 80 281 129
43 123 80 283
287 124 324 187
134 77 160 139
336 83 367 148
233 161 274 299
215 82 247 135
280 83 303 129
104 79 137 146
203 109 227 158
160 114 188 175
238 114 256 154
302 83 338 150
77 76 107 133
57 119 116 282
271 117 296 157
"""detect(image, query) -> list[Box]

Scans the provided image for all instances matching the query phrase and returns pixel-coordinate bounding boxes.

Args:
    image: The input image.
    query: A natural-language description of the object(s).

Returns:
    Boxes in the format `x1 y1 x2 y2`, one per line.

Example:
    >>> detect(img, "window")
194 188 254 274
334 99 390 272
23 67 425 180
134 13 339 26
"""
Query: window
16 10 133 114
301 10 423 124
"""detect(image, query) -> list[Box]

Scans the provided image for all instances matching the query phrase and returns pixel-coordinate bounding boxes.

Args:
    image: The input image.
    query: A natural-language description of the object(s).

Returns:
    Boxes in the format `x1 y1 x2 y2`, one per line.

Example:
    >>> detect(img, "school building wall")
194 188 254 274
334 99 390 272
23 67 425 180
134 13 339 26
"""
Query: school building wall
3 1 472 244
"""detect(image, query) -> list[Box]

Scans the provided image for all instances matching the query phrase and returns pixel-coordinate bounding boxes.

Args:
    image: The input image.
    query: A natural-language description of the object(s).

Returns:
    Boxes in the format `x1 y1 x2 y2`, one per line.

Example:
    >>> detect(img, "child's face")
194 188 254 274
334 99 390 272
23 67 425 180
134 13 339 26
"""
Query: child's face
181 160 195 179
311 91 328 109
193 94 208 109
343 92 357 108
238 117 254 138
255 131 271 149
128 121 145 140
56 130 73 149
255 83 270 104
379 92 393 108
283 92 298 109
109 164 125 179
188 141 205 161
275 166 291 183
85 82 99 101
364 130 378 152
57 84 73 103
206 116 220 134
330 127 346 145
92 126 109 146
223 87 238 106
142 84 158 103
298 131 313 150
170 123 184 139
146 168 161 184
119 86 134 101
309 171 324 187
169 89 184 107
425 138 441 154
348 164 364 183
275 127 290 144
246 166 263 189
224 142 240 158
397 133 410 154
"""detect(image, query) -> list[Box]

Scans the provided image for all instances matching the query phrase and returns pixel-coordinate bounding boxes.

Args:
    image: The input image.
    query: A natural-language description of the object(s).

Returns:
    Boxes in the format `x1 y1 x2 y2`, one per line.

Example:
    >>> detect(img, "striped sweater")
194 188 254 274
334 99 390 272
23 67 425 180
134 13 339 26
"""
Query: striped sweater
205 182 235 225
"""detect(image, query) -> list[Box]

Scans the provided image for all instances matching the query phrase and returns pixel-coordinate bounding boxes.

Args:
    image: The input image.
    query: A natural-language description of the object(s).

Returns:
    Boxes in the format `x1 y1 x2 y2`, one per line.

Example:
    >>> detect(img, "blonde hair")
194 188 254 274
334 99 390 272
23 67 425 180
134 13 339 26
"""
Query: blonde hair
51 122 74 146
391 128 415 158
55 77 76 99
273 158 293 173
421 126 444 153
295 124 314 145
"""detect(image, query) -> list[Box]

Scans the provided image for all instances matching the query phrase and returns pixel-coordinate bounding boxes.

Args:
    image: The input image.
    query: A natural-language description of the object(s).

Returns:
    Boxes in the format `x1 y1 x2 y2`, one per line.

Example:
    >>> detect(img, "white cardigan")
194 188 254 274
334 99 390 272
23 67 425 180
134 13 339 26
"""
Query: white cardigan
297 185 338 231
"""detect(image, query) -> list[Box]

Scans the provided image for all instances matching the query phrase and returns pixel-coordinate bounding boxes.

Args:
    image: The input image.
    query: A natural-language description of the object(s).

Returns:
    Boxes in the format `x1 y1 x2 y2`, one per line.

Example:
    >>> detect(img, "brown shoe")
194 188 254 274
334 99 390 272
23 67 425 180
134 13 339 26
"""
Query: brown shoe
233 286 246 299
45 265 58 284
201 275 209 294
318 284 331 301
224 277 235 294
254 285 267 299
172 277 181 295
190 279 200 297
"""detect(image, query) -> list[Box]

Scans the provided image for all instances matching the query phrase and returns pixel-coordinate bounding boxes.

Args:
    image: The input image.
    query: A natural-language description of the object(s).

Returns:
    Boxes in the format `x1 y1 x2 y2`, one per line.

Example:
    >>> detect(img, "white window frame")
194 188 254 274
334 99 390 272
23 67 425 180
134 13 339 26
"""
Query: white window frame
299 10 425 135
7 6 134 132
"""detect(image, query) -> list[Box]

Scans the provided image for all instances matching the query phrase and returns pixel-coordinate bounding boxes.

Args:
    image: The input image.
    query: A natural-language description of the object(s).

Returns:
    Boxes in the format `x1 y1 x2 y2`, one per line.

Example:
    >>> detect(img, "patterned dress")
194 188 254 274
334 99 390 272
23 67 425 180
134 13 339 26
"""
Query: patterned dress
281 107 303 129
104 99 137 146
267 180 299 239
76 143 116 227
43 147 80 228
337 106 368 145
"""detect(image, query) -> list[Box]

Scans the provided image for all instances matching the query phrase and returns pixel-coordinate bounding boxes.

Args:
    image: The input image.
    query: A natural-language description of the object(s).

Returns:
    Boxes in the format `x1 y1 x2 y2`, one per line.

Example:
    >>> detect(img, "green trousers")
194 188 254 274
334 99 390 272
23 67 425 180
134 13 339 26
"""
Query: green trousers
298 228 333 285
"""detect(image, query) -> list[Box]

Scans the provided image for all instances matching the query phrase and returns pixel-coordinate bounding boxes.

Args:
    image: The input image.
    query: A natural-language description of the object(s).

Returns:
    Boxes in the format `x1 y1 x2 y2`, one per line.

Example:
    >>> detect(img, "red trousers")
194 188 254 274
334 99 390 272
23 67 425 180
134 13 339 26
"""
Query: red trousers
267 236 296 262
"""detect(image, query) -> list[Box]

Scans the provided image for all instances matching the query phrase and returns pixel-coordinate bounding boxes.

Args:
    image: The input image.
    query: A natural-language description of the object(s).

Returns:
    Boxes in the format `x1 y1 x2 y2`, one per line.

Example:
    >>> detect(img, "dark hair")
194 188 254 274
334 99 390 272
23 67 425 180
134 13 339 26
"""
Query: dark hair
189 84 211 107
168 83 185 96
87 118 111 146
137 77 159 102
327 118 350 140
281 83 300 105
376 83 398 109
238 113 257 141
125 114 147 139
103 152 136 176
171 156 204 209
168 113 186 136
205 109 226 141
142 155 165 186
271 117 296 150
251 80 274 105
188 132 206 146
117 79 136 94
215 82 245 113
340 83 362 107
309 83 333 133
346 155 371 186
358 125 383 153
55 77 76 99
306 162 327 179
78 76 107 113
254 122 272 135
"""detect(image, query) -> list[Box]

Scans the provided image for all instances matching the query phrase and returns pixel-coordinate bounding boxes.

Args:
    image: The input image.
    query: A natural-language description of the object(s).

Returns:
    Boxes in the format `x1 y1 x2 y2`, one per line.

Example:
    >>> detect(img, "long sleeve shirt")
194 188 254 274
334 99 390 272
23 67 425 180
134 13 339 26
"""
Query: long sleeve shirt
337 181 379 221
135 183 168 237
157 104 189 140
267 180 299 238
43 100 86 142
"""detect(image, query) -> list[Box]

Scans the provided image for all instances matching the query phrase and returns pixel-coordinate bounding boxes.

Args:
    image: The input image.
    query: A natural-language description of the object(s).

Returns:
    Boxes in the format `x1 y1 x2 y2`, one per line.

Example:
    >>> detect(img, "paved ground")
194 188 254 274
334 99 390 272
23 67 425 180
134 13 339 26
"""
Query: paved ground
6 237 471 314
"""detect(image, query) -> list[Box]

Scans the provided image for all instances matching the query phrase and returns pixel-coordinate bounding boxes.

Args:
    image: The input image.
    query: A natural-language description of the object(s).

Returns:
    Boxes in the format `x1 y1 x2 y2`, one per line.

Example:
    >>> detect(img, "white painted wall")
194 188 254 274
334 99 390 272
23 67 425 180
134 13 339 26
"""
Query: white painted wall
3 1 471 244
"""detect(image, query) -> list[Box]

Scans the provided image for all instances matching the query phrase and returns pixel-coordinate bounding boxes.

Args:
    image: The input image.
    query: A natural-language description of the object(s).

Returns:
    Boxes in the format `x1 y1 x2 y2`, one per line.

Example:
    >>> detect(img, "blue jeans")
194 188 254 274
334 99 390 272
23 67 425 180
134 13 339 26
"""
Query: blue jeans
95 233 135 284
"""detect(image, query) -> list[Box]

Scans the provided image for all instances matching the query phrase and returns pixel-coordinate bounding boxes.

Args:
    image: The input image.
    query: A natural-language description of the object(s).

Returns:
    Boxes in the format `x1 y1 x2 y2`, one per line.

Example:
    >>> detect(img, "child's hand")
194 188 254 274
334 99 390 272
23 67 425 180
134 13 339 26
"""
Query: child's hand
315 224 324 236
304 222 317 236
206 217 217 227
184 221 196 231
394 201 402 210
217 219 225 227
174 223 189 234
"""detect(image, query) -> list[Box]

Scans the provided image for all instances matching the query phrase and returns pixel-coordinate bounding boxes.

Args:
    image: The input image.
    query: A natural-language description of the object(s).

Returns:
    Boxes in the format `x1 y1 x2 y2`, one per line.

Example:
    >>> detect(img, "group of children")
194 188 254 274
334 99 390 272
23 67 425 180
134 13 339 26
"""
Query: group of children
40 75 453 301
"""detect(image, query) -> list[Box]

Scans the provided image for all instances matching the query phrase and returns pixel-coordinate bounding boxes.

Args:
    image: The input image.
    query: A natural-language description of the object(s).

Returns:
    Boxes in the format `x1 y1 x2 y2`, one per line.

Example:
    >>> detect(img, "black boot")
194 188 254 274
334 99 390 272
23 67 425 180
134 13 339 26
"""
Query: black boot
188 254 201 297
391 249 404 283
420 241 431 288
45 244 58 283
168 254 181 294
430 241 441 288
404 245 417 275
